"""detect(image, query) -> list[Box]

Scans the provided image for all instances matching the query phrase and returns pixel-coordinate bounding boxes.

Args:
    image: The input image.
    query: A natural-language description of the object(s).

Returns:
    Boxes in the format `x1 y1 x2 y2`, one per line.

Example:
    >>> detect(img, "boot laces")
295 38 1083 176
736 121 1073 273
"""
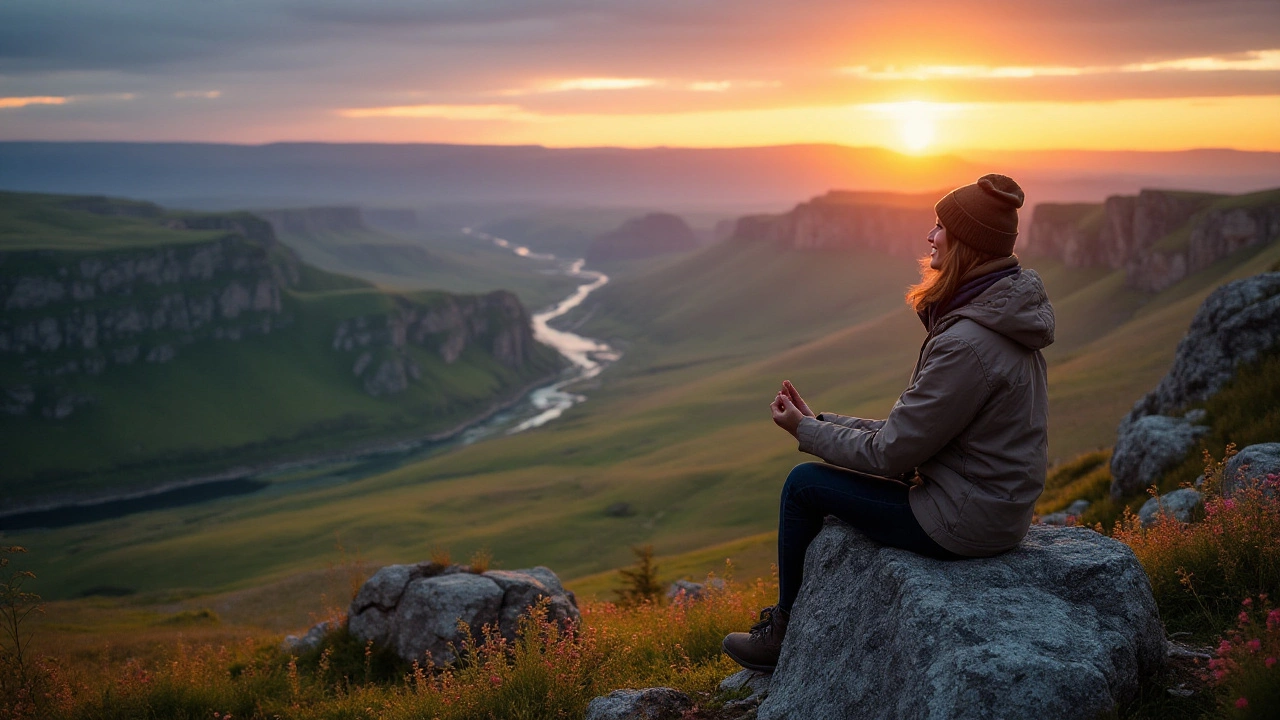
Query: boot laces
748 607 777 639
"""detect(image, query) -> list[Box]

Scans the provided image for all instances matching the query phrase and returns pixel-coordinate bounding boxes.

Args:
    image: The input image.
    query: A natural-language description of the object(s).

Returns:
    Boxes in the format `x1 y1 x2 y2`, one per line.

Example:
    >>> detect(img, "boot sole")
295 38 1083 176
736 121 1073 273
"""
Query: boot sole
721 638 778 673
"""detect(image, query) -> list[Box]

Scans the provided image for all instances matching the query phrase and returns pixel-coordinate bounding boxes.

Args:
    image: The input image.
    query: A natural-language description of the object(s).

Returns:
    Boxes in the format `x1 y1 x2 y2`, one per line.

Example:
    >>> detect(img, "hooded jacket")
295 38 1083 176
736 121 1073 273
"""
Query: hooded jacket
795 260 1055 556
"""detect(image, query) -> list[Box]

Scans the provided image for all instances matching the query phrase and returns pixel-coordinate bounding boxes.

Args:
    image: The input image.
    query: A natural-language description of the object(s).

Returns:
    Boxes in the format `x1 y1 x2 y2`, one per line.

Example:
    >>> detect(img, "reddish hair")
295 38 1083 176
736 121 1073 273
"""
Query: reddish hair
905 235 1002 313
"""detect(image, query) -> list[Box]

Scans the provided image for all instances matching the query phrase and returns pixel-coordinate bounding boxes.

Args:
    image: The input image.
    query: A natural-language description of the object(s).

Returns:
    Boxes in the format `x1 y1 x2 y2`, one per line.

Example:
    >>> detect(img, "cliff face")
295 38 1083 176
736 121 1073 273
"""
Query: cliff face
0 195 547 421
1022 188 1280 292
253 206 366 237
333 291 541 397
730 190 938 257
1 217 298 419
585 213 698 262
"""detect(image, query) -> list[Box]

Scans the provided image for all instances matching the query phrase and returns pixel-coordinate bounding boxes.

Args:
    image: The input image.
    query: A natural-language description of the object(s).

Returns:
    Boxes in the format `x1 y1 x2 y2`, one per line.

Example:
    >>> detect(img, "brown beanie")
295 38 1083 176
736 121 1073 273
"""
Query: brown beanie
934 174 1025 256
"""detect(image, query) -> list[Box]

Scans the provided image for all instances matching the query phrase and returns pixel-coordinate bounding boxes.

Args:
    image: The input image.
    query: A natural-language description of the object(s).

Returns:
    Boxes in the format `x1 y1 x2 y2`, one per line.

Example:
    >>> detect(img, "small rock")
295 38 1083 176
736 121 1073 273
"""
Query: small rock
720 668 772 703
1065 499 1091 516
1222 443 1280 498
584 687 692 720
666 578 725 603
1037 511 1070 526
282 619 339 654
605 502 635 517
1138 488 1203 527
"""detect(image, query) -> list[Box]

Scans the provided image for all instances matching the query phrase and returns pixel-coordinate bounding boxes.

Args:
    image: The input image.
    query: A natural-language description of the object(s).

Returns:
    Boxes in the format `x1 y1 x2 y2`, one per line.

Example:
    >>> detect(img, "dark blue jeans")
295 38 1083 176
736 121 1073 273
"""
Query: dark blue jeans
777 462 963 612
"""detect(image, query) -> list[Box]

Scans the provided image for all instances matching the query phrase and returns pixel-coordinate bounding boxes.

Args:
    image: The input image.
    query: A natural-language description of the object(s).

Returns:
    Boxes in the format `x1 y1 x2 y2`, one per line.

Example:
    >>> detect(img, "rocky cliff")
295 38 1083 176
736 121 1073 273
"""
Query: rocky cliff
729 189 939 257
1022 188 1280 292
253 206 366 237
585 213 698 263
0 193 547 419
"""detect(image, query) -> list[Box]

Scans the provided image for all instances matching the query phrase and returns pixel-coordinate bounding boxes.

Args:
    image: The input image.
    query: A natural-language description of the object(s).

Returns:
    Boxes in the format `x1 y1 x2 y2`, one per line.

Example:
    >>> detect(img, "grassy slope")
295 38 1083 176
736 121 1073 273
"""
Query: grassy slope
10 224 1279 608
0 193 564 500
271 223 581 312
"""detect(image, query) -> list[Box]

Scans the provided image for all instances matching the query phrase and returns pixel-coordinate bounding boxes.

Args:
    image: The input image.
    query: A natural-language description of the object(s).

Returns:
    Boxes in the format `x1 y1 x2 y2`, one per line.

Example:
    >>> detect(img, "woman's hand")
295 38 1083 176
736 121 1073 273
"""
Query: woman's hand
782 380 815 418
772 391 805 439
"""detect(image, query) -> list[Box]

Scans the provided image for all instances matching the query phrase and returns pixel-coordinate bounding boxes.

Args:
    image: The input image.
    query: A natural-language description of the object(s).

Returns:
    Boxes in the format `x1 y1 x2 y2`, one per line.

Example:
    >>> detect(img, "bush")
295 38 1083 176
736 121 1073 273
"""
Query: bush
616 545 664 607
1209 596 1280 719
1113 448 1280 639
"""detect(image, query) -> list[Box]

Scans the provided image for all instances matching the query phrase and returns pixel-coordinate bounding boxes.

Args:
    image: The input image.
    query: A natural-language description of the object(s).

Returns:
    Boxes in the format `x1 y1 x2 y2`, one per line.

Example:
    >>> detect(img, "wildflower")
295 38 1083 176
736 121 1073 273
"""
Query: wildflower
1236 696 1249 709
1243 597 1254 607
1247 639 1262 652
1266 657 1276 668
489 675 502 687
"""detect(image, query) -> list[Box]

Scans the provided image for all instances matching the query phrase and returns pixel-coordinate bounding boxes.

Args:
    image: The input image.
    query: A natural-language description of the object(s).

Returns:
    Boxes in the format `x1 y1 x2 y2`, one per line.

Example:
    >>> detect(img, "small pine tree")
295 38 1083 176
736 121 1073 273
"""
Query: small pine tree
617 545 663 606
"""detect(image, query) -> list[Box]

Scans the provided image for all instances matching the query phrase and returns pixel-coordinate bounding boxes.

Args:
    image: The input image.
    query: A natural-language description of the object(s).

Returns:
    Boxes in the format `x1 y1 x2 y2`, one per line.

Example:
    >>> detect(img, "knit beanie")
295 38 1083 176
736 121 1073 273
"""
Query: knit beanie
934 174 1025 256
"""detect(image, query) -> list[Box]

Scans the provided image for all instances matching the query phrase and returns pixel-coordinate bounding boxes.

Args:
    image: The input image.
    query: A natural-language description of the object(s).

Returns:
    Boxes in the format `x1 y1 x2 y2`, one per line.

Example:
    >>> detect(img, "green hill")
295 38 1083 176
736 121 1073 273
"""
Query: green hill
0 192 564 507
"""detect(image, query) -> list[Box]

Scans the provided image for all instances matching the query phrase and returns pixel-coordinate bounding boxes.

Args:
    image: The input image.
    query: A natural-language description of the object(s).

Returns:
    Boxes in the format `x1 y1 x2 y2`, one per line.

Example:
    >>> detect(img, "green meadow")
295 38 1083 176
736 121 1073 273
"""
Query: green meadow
9 223 1279 619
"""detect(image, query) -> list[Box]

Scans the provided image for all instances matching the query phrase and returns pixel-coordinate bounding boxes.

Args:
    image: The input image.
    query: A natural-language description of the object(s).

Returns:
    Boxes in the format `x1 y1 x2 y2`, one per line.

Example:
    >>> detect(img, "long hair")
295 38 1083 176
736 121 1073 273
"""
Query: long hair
905 235 1002 313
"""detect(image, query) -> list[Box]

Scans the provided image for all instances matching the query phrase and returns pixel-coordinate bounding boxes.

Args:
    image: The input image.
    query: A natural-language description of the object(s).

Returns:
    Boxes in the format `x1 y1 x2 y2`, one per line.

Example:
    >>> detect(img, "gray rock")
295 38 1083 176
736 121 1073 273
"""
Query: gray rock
1065 499 1091 516
1110 412 1208 498
393 573 504 664
584 687 692 720
282 619 340 654
1036 511 1070 526
1138 488 1203 527
757 521 1165 720
1125 273 1280 422
720 668 772 703
666 578 725 603
348 563 580 665
1222 443 1280 497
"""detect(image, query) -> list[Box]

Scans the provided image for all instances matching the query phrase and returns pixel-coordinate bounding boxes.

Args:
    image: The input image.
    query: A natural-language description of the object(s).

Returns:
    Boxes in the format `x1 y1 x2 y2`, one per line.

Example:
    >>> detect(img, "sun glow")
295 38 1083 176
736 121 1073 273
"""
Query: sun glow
870 101 945 154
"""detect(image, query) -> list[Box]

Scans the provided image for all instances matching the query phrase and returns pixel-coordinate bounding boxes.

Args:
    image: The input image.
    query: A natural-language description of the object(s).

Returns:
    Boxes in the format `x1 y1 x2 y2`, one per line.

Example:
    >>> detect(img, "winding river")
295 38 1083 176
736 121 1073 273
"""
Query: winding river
1 233 618 531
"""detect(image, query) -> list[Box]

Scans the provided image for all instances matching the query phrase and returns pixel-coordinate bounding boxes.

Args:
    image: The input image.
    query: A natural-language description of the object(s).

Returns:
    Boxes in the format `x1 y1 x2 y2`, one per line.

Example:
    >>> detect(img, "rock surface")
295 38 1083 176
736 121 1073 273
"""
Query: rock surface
584 687 692 720
758 520 1165 720
731 189 935 258
1110 411 1209 498
1139 488 1204 527
720 668 772 704
282 619 340 654
586 213 699 262
665 578 725 603
1222 442 1280 497
347 562 579 664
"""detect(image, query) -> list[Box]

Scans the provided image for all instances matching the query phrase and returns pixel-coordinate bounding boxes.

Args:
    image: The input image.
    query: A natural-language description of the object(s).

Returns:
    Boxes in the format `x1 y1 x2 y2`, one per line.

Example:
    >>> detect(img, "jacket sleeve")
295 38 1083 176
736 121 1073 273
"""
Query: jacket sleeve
796 334 993 477
816 412 885 431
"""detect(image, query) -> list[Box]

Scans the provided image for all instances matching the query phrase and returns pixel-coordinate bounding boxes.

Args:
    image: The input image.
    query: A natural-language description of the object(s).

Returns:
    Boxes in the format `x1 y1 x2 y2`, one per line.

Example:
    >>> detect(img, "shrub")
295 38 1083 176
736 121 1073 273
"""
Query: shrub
1208 596 1280 719
1113 449 1280 639
616 545 664 607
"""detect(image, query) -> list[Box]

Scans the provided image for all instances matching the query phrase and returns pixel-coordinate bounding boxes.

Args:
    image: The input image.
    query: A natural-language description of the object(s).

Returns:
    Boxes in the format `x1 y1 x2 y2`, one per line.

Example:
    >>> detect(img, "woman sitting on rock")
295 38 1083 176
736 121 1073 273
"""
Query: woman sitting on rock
722 174 1055 672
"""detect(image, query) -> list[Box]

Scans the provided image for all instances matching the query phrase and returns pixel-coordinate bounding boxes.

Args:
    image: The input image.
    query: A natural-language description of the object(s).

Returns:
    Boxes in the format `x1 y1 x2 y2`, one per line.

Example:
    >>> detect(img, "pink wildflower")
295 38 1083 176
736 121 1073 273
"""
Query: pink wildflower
1224 498 1237 511
1243 597 1254 607
1266 657 1276 668
1236 697 1249 709
1247 639 1262 652
1220 639 1234 653
490 675 502 686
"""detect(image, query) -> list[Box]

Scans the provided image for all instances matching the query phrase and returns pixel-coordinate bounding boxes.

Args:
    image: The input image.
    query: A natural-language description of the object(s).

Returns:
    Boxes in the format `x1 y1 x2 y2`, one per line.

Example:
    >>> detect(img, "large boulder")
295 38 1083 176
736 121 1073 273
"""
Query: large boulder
1124 273 1280 421
347 562 579 664
1111 273 1280 497
758 520 1166 720
1110 410 1209 498
1222 442 1280 497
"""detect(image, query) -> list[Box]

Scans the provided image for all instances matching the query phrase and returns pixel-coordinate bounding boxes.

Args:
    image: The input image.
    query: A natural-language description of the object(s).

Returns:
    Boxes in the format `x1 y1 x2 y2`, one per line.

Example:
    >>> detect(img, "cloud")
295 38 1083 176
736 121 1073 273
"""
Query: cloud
335 103 543 121
0 96 68 109
173 90 222 99
842 49 1280 81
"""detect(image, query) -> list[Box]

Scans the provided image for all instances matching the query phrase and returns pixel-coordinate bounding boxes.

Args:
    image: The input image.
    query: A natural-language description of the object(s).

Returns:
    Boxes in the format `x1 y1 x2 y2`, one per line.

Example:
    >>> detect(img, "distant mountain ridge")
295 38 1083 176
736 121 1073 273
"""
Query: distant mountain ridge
585 213 698 263
4 142 1280 210
729 189 940 257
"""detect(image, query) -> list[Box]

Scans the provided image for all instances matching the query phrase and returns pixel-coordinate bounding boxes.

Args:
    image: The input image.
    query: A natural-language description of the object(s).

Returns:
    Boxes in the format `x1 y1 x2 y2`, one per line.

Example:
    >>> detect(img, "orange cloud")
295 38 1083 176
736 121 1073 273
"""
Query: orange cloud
0 96 68 109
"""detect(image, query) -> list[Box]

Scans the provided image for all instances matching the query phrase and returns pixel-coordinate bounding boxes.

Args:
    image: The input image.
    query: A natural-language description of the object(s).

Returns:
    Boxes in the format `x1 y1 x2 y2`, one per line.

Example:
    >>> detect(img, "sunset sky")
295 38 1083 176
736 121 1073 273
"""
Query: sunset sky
2 0 1279 153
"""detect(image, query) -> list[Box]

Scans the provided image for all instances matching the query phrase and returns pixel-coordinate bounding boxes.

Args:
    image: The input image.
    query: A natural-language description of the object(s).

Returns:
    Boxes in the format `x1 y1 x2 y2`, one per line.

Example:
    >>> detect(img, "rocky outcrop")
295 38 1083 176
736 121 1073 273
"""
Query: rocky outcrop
730 189 938 257
0 208 298 418
758 520 1165 720
584 688 692 720
347 562 579 665
1222 443 1280 498
1022 188 1280 292
585 213 698 263
332 291 541 397
1110 273 1280 496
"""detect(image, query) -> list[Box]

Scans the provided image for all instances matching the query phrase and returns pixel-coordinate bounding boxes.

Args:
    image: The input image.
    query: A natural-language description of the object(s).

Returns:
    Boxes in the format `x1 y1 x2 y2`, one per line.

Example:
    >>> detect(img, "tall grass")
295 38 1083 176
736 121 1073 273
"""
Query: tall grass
7 567 772 720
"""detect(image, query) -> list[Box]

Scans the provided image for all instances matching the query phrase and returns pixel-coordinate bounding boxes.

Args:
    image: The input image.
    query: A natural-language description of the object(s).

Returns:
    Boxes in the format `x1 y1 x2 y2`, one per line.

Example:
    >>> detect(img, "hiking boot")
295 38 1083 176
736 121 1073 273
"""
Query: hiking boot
722 605 789 671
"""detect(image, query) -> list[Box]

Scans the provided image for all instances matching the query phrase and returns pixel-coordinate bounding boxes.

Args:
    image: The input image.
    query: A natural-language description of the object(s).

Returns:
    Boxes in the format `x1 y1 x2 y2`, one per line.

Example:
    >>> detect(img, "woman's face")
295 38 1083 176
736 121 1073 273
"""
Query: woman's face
927 219 949 270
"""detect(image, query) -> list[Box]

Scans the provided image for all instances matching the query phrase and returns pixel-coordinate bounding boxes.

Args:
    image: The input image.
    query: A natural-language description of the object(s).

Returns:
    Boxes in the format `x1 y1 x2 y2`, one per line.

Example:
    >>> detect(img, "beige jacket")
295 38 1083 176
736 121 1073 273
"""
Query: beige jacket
795 263 1055 556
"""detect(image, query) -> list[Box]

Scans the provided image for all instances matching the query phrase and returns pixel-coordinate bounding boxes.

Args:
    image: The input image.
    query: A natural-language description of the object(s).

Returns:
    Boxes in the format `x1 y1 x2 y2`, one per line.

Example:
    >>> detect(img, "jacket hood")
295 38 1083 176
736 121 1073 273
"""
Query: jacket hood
941 268 1055 350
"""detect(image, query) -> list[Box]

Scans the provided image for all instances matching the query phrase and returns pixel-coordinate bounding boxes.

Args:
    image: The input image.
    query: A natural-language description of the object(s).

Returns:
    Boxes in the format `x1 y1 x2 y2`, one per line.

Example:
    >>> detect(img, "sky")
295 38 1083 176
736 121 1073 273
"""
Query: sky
2 0 1279 154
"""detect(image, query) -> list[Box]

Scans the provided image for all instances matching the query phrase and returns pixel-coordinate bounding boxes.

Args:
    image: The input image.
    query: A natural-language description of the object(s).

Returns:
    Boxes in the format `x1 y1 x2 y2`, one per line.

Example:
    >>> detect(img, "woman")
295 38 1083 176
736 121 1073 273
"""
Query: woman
722 174 1055 672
